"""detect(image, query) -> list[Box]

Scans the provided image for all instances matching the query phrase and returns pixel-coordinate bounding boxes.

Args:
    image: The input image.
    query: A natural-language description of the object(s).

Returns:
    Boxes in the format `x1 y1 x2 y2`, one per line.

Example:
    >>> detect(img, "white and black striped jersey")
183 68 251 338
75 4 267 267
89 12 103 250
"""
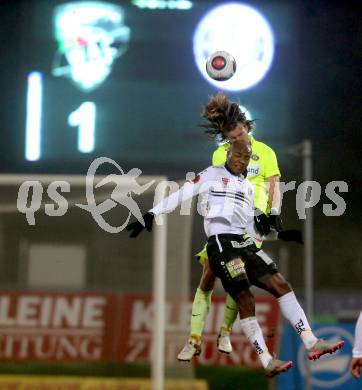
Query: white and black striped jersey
150 165 255 237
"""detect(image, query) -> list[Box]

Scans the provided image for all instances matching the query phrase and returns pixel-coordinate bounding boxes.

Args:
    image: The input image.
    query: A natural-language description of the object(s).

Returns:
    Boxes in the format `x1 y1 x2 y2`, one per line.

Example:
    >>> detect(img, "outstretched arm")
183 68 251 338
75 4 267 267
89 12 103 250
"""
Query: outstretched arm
126 167 215 237
150 179 201 216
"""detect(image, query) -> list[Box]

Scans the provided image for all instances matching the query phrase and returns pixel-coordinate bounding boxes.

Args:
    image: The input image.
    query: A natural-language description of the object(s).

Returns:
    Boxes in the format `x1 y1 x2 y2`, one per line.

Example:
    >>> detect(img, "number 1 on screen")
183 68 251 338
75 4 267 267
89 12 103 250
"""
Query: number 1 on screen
68 102 96 153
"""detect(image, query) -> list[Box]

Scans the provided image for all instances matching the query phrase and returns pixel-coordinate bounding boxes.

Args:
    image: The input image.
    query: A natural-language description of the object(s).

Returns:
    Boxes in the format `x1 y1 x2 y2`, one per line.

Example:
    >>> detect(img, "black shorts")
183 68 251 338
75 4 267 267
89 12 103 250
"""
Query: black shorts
206 234 278 298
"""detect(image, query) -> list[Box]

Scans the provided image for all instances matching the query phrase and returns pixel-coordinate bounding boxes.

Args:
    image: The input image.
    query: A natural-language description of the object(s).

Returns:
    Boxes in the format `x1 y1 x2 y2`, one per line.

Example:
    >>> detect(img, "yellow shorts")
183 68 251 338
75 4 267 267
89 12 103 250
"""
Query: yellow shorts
195 244 208 265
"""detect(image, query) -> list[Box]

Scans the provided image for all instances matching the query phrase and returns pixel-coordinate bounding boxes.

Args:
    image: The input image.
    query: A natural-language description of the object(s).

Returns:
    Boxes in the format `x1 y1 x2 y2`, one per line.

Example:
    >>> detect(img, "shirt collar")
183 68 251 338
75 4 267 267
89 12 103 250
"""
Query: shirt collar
224 134 254 149
224 163 247 178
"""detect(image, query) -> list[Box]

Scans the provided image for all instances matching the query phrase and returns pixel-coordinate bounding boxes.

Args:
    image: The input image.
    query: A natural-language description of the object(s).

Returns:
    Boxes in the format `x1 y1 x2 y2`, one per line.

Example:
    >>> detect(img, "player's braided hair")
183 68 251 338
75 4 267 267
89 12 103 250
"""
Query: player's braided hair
200 92 255 141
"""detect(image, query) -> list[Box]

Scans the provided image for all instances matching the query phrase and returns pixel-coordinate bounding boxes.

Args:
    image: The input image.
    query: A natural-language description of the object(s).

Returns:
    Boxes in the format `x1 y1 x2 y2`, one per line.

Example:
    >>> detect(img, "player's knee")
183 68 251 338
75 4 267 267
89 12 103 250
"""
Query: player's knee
267 273 291 297
278 282 292 297
200 273 215 291
233 289 255 317
200 264 216 291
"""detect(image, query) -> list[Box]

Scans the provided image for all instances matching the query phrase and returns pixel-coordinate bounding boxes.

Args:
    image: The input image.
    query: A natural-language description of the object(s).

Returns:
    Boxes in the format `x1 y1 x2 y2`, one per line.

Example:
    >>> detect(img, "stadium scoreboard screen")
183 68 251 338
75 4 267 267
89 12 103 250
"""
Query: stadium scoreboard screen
1 0 295 173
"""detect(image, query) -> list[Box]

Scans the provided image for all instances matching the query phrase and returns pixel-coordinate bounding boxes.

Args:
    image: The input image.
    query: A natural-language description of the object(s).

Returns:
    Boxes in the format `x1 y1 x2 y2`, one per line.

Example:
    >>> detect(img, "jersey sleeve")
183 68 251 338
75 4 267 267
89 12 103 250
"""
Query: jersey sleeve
264 147 281 178
150 167 216 216
353 310 362 358
212 145 227 166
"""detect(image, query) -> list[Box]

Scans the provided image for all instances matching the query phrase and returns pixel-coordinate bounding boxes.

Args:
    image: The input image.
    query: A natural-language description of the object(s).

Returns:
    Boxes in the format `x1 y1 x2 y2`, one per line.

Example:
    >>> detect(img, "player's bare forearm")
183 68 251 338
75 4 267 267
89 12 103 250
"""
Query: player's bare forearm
268 175 281 214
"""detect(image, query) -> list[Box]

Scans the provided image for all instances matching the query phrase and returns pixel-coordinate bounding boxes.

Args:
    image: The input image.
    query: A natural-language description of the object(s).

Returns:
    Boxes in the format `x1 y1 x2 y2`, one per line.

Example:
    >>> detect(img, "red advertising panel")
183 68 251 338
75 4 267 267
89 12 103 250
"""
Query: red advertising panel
119 294 281 367
0 291 118 362
0 291 280 367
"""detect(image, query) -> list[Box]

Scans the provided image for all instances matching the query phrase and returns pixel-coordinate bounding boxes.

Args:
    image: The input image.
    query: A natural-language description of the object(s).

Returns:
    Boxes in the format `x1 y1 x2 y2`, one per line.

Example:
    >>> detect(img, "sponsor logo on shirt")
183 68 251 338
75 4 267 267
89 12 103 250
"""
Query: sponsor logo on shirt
247 165 260 176
251 154 259 161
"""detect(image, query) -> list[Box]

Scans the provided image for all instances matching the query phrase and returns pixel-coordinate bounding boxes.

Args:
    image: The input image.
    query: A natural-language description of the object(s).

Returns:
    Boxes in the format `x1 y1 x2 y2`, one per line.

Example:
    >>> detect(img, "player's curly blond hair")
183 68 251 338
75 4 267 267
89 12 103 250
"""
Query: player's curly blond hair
200 92 255 140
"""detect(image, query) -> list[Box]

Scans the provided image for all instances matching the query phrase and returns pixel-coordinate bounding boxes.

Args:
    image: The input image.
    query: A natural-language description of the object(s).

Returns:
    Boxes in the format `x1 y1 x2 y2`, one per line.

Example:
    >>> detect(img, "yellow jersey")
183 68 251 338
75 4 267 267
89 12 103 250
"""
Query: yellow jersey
212 136 280 214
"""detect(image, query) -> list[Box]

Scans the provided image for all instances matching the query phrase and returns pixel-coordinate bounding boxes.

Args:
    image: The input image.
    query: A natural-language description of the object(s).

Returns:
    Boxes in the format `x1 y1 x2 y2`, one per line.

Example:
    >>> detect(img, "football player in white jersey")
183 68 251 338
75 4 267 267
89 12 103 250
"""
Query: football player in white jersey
127 140 344 375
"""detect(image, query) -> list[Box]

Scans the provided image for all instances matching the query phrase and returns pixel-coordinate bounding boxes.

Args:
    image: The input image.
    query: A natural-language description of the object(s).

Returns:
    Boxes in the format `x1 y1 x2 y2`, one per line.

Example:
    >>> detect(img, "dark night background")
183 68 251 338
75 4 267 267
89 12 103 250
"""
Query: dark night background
0 0 361 292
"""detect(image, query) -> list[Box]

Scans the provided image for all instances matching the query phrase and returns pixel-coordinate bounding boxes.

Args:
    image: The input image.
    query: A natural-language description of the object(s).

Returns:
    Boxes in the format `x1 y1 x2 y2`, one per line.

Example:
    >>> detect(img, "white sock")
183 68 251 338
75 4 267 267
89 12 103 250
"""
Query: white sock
240 317 272 368
278 291 318 349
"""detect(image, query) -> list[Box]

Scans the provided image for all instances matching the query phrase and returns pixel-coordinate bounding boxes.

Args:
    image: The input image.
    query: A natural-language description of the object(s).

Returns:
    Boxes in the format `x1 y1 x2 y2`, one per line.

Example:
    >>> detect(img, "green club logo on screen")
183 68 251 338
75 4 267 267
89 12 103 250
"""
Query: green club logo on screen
52 1 130 92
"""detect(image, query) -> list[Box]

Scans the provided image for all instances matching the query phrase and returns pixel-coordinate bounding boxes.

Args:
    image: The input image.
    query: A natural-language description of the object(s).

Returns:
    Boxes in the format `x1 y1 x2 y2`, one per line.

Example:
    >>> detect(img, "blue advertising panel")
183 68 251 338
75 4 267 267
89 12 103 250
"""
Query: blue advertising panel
277 323 359 390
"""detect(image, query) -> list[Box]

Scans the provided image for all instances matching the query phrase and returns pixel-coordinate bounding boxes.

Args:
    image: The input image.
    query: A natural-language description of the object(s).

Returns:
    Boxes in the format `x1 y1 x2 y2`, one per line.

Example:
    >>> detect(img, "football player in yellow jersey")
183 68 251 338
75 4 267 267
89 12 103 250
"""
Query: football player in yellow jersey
177 92 343 362
212 131 282 244
177 92 283 361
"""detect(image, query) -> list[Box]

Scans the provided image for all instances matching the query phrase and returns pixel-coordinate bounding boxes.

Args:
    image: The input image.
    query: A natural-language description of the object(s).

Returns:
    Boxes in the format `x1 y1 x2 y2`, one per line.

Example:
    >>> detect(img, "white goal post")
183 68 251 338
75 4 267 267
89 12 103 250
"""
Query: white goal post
0 173 170 390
